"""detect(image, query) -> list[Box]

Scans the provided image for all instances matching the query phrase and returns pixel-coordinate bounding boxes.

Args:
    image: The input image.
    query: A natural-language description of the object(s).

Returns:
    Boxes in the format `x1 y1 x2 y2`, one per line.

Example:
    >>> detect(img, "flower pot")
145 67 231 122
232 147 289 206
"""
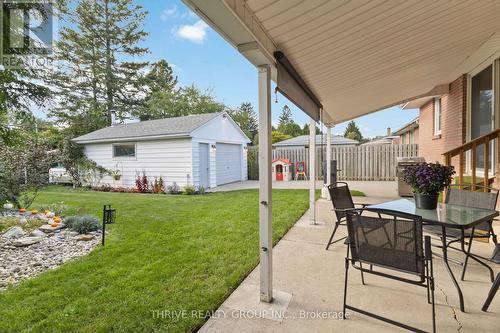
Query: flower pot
414 193 439 210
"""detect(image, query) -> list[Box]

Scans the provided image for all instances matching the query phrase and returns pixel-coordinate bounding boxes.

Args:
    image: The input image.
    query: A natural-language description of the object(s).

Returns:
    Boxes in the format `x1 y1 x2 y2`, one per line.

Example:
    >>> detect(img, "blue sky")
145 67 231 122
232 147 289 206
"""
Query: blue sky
47 0 419 138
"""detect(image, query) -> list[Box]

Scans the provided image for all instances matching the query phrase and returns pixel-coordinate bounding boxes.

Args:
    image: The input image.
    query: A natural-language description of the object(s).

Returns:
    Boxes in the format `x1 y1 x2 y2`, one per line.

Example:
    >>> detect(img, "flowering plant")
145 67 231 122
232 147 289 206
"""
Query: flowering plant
403 163 455 195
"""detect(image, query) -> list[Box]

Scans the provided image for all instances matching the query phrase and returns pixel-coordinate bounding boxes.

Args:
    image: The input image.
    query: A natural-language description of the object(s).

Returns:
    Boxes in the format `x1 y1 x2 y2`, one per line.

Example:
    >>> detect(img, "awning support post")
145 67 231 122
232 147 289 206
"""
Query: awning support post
309 119 316 224
324 125 332 200
258 64 273 303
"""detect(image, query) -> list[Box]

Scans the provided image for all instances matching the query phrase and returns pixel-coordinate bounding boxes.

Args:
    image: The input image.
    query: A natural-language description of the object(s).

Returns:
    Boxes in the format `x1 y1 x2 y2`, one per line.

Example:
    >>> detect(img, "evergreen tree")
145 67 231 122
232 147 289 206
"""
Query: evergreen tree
135 59 178 120
343 120 364 142
50 0 149 130
278 105 293 127
277 105 302 137
1 65 50 145
144 84 227 120
230 102 258 143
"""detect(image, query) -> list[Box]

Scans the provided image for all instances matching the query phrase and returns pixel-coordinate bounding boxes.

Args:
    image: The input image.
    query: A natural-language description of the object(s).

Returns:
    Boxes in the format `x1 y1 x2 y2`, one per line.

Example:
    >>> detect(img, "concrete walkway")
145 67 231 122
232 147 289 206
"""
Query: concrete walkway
214 180 398 199
199 196 499 332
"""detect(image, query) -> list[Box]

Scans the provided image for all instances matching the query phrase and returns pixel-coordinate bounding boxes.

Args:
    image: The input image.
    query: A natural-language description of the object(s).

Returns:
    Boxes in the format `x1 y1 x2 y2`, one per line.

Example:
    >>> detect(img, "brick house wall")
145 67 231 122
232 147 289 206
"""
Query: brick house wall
418 75 467 163
400 127 419 144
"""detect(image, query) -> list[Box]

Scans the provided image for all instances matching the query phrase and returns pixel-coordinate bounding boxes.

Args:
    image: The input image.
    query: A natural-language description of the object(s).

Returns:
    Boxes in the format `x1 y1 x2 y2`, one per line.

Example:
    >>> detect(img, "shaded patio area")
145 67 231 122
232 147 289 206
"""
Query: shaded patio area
199 197 499 332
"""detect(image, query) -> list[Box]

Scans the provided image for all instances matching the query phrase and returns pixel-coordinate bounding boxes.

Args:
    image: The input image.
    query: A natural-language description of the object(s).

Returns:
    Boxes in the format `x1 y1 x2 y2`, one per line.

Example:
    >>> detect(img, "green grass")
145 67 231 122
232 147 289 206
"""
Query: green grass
350 190 365 197
0 187 314 333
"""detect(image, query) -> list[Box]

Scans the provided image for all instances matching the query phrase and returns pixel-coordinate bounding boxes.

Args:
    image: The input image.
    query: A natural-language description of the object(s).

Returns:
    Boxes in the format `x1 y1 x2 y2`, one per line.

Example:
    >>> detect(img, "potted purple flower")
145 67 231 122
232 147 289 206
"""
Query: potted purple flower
402 163 455 209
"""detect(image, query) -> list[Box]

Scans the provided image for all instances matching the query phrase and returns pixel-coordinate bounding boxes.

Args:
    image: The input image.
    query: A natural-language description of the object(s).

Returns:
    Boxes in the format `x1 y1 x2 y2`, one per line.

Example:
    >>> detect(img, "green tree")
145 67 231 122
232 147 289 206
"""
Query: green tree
50 0 149 129
343 120 363 142
0 139 56 208
135 60 178 120
277 105 302 137
230 102 258 143
1 65 51 145
145 84 227 119
272 130 291 143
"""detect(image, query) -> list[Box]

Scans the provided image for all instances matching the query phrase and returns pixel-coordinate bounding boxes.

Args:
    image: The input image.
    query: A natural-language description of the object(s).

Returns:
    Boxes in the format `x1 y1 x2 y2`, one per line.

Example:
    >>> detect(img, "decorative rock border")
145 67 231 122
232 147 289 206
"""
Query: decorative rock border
0 229 102 291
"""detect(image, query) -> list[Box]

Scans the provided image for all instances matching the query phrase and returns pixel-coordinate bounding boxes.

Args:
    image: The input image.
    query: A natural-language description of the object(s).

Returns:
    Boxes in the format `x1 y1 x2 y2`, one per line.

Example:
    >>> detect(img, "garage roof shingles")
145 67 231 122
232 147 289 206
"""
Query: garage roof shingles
73 113 222 143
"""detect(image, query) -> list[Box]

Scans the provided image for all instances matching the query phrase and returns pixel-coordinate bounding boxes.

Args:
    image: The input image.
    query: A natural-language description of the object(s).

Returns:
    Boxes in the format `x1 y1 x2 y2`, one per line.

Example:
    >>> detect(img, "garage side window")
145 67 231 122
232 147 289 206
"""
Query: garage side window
113 144 136 158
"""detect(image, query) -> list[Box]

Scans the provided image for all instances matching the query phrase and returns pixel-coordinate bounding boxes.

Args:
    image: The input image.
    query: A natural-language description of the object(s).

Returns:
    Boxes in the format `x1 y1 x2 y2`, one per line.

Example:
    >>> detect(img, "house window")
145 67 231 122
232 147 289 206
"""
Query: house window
113 144 136 158
434 97 441 135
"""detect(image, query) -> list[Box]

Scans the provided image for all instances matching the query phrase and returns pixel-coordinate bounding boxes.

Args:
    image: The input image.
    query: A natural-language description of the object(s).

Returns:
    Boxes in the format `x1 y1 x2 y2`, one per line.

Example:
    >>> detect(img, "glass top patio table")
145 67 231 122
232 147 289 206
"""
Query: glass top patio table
367 198 499 229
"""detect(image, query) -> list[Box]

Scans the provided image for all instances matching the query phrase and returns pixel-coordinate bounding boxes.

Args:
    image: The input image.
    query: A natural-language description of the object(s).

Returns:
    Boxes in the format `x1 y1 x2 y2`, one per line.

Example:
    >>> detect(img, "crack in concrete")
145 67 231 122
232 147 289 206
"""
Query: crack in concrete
438 285 463 332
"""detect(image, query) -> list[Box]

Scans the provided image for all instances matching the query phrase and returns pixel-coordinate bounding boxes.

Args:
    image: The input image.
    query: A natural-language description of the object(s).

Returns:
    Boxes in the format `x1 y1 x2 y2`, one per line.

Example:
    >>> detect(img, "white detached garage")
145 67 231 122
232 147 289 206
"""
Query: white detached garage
73 112 250 189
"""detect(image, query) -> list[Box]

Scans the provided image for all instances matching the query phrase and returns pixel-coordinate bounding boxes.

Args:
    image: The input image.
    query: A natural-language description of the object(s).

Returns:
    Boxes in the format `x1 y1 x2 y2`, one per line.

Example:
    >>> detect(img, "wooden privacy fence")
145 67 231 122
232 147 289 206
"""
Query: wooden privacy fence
248 144 419 181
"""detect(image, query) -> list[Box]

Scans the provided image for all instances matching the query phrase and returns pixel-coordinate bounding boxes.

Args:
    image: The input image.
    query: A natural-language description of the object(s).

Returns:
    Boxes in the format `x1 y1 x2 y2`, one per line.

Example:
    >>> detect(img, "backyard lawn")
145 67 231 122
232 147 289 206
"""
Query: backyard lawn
0 187 314 332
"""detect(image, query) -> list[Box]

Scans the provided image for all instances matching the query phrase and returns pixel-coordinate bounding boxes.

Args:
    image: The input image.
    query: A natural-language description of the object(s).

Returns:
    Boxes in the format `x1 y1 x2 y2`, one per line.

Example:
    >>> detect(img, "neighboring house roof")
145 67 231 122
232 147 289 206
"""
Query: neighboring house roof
362 135 400 146
73 113 245 144
393 117 419 136
273 134 358 147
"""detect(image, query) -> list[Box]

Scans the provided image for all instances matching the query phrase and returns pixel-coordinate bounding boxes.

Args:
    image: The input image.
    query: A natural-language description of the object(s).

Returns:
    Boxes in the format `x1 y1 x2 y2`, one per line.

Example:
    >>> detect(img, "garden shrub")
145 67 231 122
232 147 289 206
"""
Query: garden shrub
63 216 81 229
66 215 101 234
151 176 165 194
166 182 181 194
184 185 196 195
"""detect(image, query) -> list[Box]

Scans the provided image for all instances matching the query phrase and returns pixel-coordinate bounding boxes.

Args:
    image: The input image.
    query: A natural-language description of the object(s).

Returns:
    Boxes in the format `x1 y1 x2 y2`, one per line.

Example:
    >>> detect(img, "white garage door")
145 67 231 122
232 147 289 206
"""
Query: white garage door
216 143 242 185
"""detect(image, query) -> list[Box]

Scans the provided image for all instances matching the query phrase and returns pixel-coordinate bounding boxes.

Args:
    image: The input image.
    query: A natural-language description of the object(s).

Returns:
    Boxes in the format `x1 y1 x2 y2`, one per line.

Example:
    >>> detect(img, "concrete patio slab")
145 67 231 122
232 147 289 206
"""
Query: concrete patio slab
199 197 500 333
220 283 292 323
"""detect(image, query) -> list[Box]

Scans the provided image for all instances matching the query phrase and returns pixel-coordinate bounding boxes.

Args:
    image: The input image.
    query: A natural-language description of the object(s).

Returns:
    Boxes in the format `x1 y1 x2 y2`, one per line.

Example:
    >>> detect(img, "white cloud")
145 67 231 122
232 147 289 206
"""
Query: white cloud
175 20 209 44
161 5 178 21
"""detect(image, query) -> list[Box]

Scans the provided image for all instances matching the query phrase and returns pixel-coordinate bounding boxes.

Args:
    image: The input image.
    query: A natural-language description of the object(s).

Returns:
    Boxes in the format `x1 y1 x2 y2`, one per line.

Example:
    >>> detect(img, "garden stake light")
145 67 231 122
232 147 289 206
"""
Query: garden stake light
102 205 116 246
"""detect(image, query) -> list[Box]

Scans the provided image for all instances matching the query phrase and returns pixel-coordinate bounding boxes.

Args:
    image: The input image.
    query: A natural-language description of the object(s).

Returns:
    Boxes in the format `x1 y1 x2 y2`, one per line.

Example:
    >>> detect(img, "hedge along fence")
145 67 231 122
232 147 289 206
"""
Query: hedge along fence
247 144 419 181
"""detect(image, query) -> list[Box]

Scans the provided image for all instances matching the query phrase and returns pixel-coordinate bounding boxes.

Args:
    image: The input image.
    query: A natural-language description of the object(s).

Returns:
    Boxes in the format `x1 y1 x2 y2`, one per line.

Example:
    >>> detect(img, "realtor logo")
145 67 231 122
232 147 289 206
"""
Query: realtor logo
1 0 53 56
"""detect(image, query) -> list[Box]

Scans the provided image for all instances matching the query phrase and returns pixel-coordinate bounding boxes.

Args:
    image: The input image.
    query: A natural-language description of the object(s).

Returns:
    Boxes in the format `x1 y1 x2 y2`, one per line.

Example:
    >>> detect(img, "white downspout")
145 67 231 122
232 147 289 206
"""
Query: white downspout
323 125 333 200
309 118 316 224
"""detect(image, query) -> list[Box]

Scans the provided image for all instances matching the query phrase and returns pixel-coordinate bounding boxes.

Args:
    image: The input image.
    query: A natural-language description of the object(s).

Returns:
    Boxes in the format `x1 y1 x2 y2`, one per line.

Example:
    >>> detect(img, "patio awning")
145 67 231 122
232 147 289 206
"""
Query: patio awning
182 0 500 124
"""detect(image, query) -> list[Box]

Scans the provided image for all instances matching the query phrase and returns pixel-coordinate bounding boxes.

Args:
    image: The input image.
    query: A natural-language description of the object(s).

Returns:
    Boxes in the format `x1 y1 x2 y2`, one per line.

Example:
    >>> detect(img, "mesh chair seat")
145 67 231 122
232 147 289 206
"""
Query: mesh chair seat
343 209 435 332
348 214 424 275
431 184 499 282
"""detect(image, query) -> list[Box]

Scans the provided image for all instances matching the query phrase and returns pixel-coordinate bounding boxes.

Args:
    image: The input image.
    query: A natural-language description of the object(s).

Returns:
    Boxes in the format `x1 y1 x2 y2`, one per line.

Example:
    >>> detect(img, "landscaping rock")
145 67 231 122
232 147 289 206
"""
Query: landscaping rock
2 227 24 239
39 224 64 233
12 237 42 247
77 234 94 241
29 230 47 238
0 229 102 290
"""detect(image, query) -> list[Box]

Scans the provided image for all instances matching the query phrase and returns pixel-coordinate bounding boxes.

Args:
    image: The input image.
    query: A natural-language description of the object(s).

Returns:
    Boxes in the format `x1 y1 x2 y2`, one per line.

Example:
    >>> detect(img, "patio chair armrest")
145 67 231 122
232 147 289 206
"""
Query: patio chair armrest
334 207 358 214
354 203 370 208
424 235 432 260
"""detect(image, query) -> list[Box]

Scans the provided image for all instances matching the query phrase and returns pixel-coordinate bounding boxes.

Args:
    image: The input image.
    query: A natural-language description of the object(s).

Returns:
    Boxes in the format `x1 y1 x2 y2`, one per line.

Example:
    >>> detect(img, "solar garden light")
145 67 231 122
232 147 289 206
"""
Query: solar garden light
101 204 116 246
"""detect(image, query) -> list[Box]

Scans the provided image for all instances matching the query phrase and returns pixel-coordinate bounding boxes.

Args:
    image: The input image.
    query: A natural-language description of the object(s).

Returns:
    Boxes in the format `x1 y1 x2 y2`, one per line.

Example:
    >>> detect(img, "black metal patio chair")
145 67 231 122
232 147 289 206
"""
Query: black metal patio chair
425 184 498 282
482 272 500 312
326 182 369 250
343 208 435 333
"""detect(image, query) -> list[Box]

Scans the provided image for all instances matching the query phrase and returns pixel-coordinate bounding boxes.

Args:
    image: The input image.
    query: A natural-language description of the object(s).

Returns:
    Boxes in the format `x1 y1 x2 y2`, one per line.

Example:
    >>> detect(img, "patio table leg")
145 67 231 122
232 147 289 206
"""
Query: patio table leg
441 226 465 312
459 227 495 282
